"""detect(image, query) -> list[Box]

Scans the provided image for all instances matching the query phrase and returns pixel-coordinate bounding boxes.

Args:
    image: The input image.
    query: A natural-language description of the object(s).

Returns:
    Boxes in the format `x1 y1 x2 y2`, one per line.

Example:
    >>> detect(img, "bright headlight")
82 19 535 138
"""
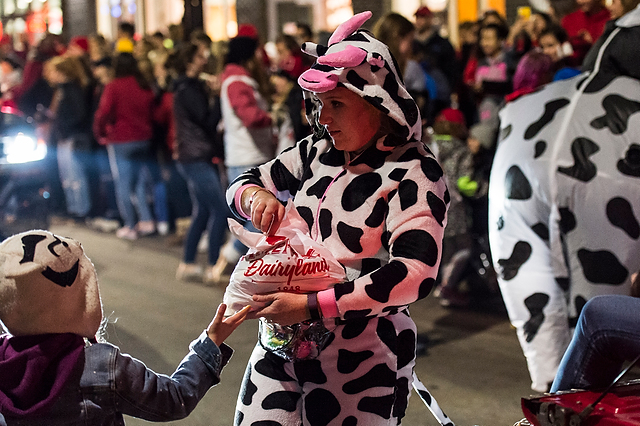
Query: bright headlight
3 133 47 164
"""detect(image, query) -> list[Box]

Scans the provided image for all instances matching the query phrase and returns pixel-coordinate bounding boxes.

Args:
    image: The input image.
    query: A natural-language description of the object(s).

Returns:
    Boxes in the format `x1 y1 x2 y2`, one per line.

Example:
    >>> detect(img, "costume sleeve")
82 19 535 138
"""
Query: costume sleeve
227 79 272 129
226 136 312 217
329 155 448 319
114 331 233 421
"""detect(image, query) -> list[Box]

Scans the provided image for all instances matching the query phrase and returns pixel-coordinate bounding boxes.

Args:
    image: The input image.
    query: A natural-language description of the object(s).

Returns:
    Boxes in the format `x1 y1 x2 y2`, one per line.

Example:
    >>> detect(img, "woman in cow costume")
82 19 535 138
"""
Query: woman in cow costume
488 4 640 393
226 11 451 426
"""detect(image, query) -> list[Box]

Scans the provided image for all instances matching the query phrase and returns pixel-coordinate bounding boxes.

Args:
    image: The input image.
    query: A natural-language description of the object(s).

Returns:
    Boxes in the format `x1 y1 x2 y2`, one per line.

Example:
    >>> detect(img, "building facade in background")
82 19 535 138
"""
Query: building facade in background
0 0 554 50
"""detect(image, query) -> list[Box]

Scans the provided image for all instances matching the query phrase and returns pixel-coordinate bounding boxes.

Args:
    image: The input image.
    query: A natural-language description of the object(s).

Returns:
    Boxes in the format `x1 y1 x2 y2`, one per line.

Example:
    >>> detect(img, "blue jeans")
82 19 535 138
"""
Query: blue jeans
551 295 640 392
107 141 154 229
177 161 227 265
141 159 169 224
57 138 92 217
227 165 261 256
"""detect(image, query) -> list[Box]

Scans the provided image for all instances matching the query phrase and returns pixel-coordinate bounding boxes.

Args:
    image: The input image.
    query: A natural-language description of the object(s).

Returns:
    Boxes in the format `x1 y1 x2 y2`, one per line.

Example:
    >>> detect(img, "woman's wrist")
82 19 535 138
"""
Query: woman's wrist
240 186 268 217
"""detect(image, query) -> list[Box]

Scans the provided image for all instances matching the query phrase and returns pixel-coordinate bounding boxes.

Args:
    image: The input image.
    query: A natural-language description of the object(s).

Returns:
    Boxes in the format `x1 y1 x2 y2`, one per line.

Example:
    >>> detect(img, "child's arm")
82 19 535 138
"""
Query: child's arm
107 304 250 421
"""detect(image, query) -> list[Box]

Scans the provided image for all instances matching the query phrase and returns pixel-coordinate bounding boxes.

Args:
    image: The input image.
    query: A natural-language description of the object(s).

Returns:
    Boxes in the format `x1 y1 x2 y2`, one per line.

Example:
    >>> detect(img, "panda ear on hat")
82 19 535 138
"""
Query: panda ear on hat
0 230 103 338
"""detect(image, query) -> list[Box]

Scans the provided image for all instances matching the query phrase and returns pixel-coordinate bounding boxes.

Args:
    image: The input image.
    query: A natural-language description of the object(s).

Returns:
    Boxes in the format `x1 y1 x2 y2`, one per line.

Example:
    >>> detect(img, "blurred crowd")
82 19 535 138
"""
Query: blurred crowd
0 0 631 301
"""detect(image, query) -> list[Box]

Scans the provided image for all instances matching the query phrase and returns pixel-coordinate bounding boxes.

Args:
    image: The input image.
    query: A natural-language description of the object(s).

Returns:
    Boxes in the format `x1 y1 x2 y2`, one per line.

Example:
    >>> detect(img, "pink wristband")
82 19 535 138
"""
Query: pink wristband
235 184 260 219
317 289 339 319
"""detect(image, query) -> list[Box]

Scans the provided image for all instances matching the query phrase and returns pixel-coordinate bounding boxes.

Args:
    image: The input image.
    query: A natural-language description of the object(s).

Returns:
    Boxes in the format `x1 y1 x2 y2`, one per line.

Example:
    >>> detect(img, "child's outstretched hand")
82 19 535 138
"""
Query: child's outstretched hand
206 304 251 347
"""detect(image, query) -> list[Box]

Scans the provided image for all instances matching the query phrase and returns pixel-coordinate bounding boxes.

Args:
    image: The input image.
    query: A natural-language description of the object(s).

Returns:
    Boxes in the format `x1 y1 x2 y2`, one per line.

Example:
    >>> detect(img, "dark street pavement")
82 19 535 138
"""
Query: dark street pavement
49 221 535 426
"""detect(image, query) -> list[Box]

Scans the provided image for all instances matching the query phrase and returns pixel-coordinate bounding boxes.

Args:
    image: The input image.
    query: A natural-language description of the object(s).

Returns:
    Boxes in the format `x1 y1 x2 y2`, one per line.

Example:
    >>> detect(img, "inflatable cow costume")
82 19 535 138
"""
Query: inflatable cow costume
489 6 640 392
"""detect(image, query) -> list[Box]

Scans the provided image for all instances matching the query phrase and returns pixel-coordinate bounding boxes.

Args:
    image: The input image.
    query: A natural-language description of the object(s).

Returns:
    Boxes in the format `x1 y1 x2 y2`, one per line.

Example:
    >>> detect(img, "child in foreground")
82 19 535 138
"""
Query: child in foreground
0 229 250 425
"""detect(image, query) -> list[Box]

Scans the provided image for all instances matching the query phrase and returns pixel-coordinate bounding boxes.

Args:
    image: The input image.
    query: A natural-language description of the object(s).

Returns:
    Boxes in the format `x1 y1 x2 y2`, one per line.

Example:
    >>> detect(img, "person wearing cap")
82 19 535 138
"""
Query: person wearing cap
0 230 250 424
226 11 449 425
413 5 459 101
208 34 275 283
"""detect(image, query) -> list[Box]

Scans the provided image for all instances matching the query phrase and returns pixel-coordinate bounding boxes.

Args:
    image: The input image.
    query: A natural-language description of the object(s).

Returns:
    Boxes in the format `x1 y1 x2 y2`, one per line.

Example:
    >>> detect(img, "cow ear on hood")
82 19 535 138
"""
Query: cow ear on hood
328 11 373 45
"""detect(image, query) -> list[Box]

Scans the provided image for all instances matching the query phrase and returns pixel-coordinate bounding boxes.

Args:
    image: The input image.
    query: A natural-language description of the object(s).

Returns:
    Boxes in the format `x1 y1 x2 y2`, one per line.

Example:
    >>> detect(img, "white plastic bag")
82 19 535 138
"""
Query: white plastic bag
223 202 346 314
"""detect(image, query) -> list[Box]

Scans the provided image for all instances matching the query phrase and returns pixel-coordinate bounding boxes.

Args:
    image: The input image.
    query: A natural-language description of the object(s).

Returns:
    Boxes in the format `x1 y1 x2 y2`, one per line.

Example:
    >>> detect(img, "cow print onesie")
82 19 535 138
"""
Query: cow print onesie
226 12 449 426
488 8 640 392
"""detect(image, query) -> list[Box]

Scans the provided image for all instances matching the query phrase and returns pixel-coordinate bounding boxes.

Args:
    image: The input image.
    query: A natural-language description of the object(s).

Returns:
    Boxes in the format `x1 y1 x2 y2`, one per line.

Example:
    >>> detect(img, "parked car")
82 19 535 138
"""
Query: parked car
0 106 50 240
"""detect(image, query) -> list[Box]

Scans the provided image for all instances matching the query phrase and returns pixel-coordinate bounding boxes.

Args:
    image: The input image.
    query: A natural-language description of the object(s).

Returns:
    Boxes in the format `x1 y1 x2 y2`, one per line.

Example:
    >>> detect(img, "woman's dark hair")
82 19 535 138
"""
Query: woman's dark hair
113 52 150 90
276 34 300 54
373 12 415 74
174 42 200 75
539 23 569 44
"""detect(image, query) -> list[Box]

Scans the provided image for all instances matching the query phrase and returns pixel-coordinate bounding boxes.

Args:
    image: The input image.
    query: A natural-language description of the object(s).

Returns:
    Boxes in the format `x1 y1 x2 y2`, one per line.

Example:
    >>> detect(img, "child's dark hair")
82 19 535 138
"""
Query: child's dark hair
119 22 135 38
481 23 509 41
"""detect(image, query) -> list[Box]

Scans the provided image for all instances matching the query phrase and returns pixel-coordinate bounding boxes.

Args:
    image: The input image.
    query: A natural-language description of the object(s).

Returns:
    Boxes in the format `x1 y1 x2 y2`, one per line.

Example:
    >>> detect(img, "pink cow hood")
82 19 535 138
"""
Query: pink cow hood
298 11 422 144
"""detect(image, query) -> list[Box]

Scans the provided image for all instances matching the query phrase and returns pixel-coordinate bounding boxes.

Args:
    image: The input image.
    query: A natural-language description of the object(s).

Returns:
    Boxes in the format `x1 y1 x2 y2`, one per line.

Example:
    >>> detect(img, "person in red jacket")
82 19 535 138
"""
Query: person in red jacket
561 0 610 65
93 52 156 240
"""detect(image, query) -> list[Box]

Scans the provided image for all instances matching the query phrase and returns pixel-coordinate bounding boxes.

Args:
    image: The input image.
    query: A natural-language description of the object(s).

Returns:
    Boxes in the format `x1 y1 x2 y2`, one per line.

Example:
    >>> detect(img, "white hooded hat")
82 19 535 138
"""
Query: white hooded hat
0 230 102 338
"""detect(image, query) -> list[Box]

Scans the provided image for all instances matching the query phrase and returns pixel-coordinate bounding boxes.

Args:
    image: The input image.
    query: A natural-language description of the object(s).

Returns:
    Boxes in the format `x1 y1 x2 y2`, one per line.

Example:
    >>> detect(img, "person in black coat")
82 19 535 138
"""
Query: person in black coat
46 55 93 220
172 42 228 283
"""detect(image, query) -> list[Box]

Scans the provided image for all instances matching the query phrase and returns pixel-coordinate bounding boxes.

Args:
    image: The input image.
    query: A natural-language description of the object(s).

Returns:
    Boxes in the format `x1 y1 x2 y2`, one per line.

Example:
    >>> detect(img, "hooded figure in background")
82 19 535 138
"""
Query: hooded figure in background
488 4 640 392
225 11 452 426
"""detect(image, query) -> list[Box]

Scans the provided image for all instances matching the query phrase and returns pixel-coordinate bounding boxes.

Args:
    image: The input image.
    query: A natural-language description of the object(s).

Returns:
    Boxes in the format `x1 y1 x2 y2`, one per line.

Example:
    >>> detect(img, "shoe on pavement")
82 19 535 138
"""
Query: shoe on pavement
157 221 170 236
116 227 138 240
136 221 156 236
176 262 203 282
203 266 230 286
207 257 235 283
88 217 120 233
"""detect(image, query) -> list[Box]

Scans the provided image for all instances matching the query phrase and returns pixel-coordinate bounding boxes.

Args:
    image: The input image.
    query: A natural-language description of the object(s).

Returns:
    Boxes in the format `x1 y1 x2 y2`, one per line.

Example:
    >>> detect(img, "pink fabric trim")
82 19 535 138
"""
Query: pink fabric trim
298 69 339 93
235 184 259 219
317 45 366 68
317 288 338 319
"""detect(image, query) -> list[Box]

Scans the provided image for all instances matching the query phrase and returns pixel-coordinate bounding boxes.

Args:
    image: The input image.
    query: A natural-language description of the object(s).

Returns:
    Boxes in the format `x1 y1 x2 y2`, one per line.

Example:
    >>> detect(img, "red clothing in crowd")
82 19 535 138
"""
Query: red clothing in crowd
93 76 155 143
220 63 272 129
277 53 308 80
10 60 44 106
561 6 610 63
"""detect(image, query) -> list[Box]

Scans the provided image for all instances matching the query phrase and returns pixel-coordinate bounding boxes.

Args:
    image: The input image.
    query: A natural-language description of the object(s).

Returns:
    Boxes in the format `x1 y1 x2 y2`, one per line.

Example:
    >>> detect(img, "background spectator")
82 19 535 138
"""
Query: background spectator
172 42 227 283
93 52 156 240
561 0 610 64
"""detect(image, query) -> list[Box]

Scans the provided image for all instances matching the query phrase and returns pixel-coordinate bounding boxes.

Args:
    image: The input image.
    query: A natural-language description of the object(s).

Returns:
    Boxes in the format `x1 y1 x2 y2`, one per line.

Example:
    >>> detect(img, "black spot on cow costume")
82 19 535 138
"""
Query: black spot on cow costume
227 11 454 426
489 6 640 392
